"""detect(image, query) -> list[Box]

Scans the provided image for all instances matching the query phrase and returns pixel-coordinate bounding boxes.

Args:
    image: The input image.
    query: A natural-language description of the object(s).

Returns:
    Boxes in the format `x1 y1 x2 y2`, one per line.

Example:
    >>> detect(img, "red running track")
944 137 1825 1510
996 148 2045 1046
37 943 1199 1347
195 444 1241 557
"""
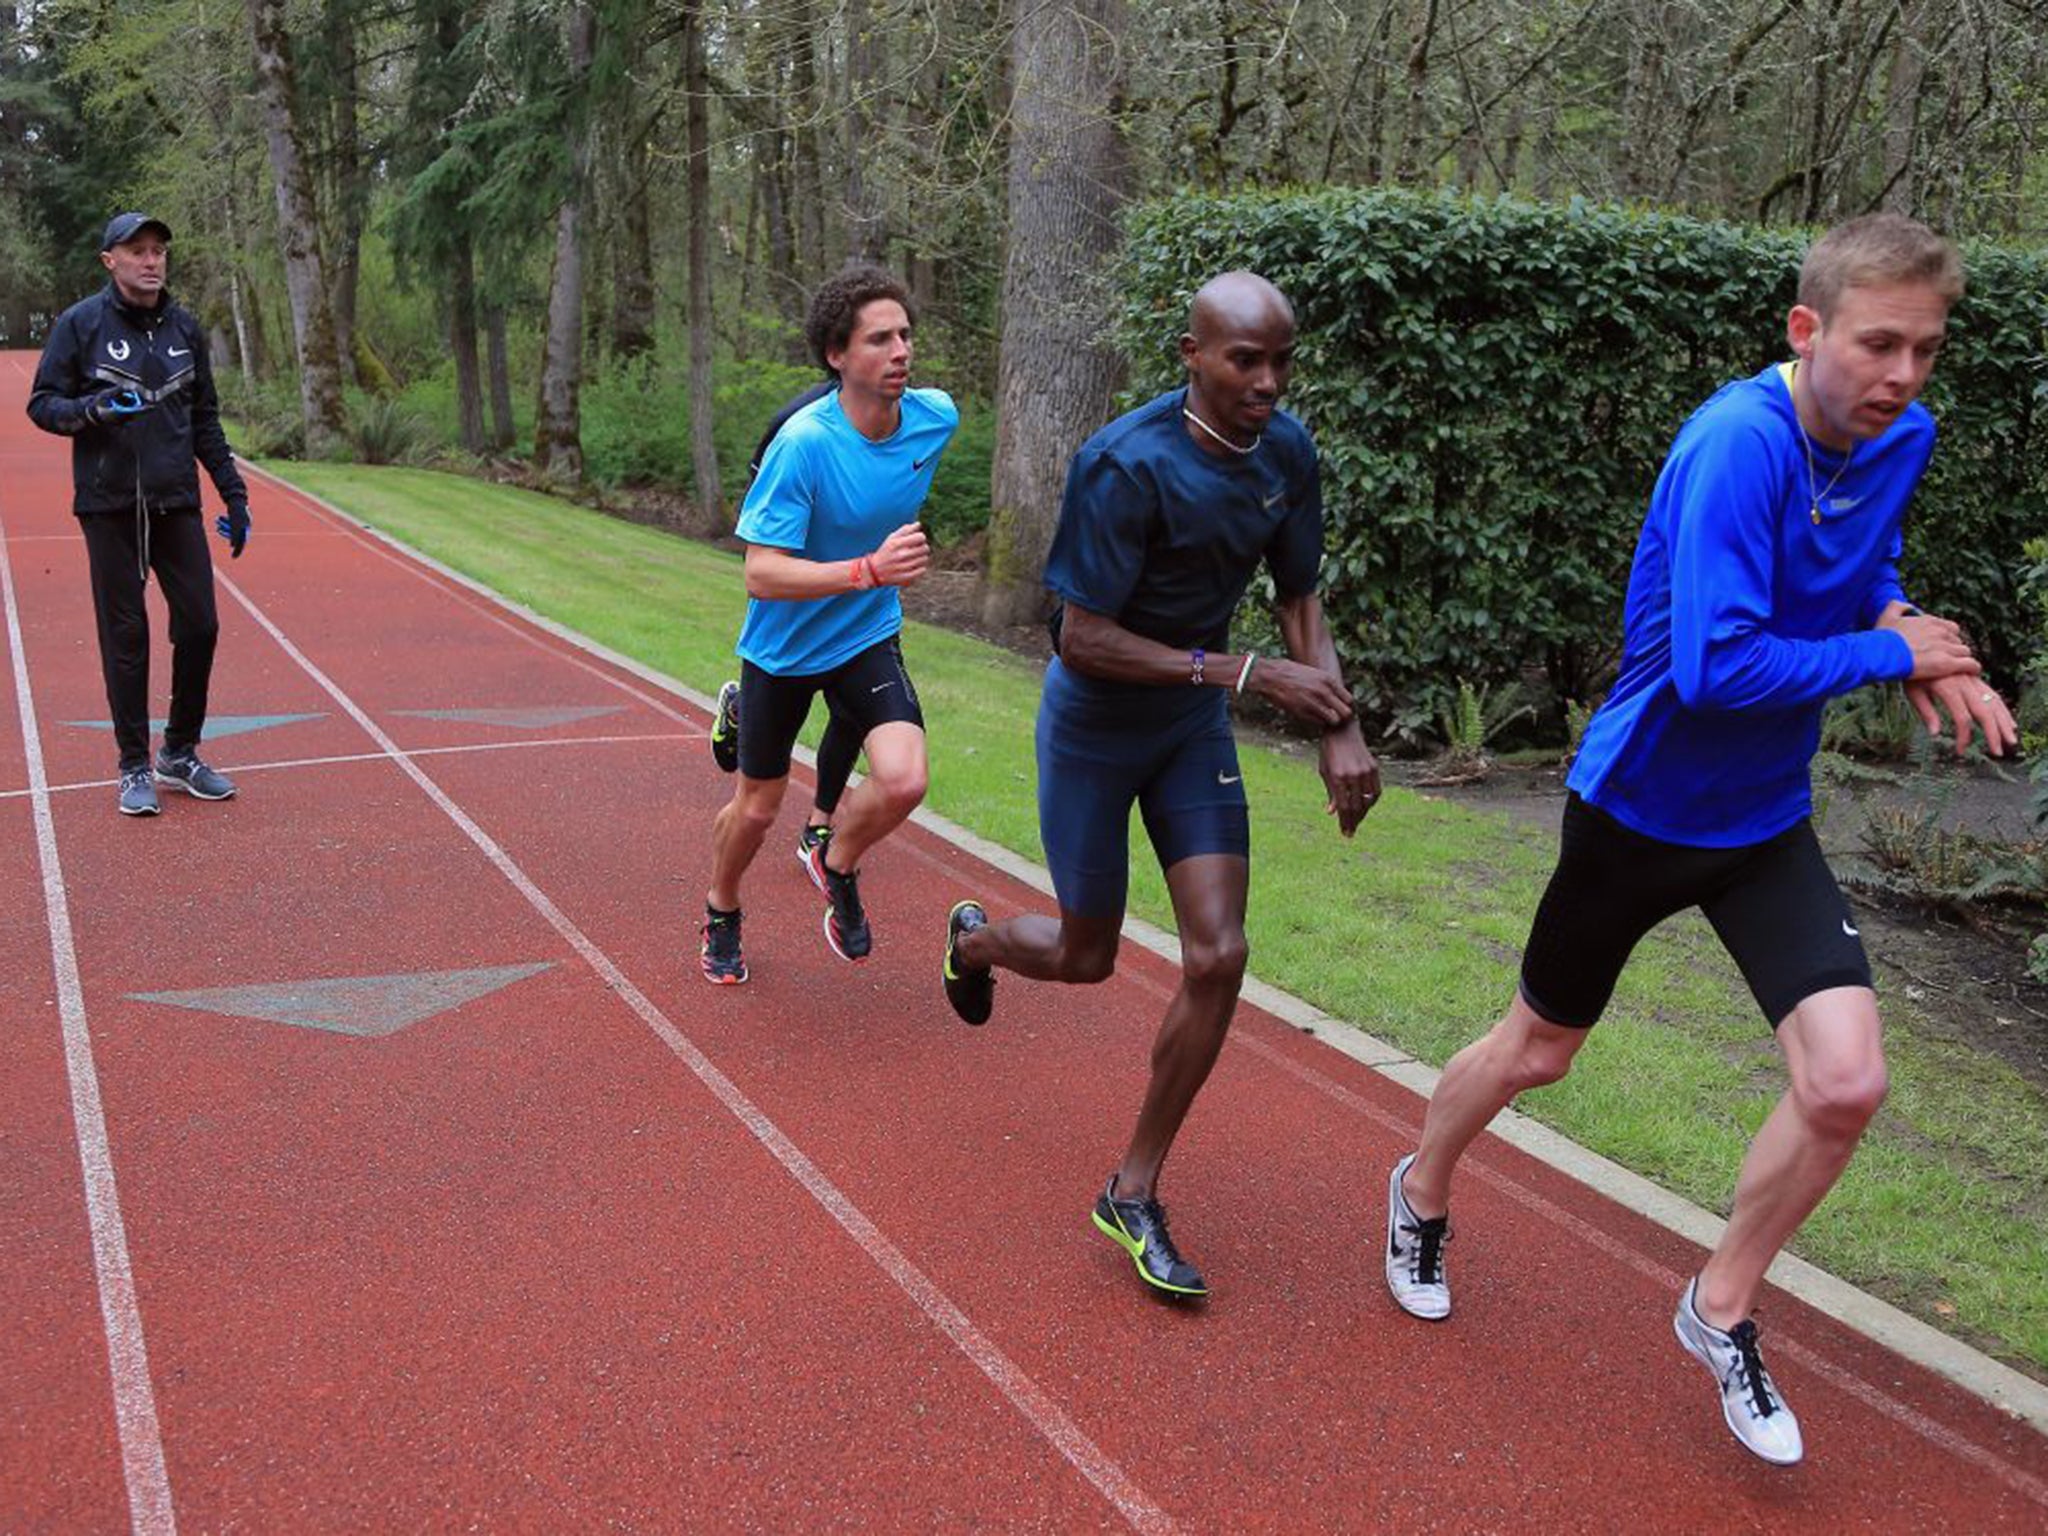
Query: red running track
1 350 2043 1532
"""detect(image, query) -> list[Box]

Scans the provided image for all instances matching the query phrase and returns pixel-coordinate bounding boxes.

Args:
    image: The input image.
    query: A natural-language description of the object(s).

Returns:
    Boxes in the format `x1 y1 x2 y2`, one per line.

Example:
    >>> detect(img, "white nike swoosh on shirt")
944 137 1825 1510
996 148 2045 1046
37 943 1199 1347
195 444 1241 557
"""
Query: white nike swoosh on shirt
167 347 190 357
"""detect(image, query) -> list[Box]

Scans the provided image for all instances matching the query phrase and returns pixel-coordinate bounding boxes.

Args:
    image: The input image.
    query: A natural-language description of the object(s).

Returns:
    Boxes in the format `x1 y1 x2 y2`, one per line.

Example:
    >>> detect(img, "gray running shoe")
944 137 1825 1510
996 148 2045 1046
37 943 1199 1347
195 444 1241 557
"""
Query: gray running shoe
1673 1277 1804 1466
118 767 160 817
156 749 236 800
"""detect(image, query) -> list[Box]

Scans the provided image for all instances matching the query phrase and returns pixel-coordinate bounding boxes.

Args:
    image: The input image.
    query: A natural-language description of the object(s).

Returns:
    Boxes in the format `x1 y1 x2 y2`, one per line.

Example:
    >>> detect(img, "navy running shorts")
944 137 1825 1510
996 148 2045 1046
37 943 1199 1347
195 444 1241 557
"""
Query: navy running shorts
736 635 923 781
1519 793 1873 1030
1035 657 1249 919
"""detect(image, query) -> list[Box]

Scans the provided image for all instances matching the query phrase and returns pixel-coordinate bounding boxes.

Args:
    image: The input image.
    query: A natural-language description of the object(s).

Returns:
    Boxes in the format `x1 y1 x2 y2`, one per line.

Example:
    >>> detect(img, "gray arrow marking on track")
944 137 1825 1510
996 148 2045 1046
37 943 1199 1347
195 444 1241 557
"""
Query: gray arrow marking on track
128 962 556 1038
64 712 326 739
392 705 625 729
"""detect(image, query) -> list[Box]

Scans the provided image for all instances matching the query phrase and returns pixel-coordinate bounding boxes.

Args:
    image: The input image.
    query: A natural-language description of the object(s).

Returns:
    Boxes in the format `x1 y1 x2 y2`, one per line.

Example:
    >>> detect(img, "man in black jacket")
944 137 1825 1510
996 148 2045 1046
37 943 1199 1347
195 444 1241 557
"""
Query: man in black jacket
28 212 252 817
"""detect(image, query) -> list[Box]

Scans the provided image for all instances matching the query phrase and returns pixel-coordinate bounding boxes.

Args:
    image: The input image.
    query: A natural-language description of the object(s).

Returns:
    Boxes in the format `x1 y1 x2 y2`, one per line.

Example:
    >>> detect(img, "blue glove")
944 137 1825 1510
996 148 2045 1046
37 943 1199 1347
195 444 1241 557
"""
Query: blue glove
216 501 250 558
86 388 148 426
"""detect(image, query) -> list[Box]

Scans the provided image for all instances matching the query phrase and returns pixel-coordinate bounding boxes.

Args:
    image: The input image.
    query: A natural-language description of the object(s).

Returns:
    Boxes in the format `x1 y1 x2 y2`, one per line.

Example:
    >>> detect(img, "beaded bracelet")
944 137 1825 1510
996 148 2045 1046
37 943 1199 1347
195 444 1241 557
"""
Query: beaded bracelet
1190 647 1206 686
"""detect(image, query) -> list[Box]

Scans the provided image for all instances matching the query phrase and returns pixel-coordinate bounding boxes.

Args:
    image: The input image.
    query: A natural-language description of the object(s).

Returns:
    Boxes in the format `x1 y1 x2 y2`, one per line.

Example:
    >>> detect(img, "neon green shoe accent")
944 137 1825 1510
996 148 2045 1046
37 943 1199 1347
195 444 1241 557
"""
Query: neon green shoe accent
1091 1206 1207 1296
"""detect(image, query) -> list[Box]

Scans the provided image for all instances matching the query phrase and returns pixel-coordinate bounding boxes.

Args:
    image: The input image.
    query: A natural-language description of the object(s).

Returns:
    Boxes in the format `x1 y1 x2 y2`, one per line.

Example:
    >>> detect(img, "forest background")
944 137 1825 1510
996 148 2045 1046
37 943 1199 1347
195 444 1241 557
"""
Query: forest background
4 0 2047 731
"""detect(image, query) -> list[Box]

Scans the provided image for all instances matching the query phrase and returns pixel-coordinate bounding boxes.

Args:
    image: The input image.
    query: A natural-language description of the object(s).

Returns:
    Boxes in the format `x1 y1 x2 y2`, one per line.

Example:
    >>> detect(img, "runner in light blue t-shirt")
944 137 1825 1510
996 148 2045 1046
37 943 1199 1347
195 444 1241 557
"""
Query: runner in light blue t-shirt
700 266 957 984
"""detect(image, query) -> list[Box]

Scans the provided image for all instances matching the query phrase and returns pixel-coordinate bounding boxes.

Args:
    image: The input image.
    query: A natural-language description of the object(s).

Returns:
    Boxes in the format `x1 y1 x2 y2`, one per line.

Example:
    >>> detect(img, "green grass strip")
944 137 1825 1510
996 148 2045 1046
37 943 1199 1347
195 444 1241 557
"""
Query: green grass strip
266 459 2048 1375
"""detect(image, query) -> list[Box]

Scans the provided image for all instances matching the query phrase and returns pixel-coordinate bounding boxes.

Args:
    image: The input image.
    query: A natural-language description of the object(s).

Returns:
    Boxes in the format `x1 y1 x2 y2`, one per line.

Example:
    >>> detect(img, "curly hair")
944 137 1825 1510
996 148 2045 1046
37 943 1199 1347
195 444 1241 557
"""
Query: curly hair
806 264 914 375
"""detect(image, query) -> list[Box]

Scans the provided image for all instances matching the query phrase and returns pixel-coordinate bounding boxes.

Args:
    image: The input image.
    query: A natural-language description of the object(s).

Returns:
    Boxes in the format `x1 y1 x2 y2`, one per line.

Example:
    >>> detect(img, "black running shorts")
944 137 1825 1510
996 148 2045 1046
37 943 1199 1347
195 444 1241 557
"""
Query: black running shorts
736 635 923 781
1519 794 1873 1030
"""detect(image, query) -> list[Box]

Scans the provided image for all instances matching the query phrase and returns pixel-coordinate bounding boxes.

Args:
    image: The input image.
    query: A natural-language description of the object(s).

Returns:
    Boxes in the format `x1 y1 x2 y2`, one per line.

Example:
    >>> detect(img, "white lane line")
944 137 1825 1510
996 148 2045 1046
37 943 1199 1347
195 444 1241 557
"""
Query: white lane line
0 732 696 802
0 513 176 1533
215 568 1178 1536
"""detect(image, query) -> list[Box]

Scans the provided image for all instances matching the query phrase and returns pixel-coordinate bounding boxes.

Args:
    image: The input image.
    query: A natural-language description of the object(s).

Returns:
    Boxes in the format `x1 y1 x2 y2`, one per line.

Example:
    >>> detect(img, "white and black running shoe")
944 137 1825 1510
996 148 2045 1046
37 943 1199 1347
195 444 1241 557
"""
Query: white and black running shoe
1385 1153 1451 1320
1673 1277 1804 1466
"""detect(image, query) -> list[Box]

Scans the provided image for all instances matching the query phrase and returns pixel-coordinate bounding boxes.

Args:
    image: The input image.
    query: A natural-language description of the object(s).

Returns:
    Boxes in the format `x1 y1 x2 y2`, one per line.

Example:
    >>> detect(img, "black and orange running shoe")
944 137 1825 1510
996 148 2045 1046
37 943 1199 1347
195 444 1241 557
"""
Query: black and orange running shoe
700 906 747 984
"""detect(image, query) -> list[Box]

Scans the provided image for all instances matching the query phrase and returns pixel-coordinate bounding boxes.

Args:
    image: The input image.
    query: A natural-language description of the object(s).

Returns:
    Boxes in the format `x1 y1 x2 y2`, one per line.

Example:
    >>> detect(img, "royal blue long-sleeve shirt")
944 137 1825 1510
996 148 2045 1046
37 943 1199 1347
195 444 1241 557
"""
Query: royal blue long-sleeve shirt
1567 363 1929 846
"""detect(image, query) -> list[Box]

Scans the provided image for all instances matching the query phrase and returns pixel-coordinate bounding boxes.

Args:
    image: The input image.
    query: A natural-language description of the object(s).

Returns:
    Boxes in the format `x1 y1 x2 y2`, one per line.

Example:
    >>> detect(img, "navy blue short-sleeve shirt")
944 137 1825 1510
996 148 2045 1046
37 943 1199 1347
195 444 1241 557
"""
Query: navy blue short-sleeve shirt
1043 388 1323 652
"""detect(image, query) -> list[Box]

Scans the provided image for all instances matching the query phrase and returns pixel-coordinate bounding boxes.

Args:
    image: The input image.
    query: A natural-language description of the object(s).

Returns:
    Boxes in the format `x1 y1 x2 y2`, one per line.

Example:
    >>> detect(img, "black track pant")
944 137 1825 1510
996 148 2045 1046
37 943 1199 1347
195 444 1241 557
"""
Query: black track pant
78 508 219 771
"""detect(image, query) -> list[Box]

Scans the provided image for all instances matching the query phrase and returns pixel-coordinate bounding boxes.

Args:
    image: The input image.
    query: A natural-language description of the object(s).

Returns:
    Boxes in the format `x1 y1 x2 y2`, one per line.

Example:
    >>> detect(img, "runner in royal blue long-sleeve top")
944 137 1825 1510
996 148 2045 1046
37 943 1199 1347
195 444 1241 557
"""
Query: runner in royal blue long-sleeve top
1384 214 2018 1469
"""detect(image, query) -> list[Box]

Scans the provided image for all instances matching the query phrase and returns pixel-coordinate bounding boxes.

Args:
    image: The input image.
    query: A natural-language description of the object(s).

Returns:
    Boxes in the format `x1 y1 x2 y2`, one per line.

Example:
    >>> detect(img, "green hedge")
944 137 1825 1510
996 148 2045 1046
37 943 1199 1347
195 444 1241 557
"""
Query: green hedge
1119 189 2048 739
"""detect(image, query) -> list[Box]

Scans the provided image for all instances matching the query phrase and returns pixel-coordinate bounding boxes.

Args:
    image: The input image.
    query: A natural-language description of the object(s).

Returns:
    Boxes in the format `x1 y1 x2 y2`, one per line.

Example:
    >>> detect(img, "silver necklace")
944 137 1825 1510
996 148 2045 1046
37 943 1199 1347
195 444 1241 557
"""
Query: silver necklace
1790 361 1852 524
1183 403 1261 457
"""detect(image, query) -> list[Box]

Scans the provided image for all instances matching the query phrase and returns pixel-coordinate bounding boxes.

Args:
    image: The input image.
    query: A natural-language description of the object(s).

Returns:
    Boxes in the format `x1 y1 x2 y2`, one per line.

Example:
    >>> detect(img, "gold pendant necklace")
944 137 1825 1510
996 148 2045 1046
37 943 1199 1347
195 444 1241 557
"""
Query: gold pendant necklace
1791 361 1852 524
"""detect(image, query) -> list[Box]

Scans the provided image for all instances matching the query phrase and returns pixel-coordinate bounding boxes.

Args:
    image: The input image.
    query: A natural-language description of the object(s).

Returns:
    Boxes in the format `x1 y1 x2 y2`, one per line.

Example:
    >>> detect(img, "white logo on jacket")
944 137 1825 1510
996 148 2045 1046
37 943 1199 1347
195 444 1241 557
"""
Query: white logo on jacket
108 339 131 361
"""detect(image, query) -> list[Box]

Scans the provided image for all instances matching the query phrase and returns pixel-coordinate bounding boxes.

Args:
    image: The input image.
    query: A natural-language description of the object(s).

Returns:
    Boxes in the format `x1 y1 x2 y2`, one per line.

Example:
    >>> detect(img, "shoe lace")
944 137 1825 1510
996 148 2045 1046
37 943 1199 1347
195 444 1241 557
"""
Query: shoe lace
1132 1198 1185 1264
122 767 152 790
1727 1321 1780 1418
1400 1215 1450 1284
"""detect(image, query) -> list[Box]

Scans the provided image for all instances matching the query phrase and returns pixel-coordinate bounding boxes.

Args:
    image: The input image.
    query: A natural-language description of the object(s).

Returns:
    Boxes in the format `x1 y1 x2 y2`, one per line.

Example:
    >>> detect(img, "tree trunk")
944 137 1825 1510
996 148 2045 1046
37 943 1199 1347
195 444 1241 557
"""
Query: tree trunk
227 268 253 379
1877 4 1924 213
982 0 1132 630
449 233 486 453
684 0 723 526
611 130 656 358
842 0 886 259
484 305 515 451
246 0 347 455
790 6 829 280
324 0 363 388
1394 0 1441 187
533 0 595 483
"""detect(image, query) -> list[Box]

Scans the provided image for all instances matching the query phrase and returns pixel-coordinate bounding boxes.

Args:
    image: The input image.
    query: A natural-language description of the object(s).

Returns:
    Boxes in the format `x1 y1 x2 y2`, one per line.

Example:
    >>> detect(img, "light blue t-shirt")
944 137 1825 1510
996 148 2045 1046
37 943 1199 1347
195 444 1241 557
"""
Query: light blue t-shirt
1567 363 1929 846
734 387 958 675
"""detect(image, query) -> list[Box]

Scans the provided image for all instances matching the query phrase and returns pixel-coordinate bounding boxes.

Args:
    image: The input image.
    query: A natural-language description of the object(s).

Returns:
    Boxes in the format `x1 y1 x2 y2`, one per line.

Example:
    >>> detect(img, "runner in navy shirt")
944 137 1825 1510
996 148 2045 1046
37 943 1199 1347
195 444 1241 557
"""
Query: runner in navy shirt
1384 215 2017 1468
940 272 1381 1298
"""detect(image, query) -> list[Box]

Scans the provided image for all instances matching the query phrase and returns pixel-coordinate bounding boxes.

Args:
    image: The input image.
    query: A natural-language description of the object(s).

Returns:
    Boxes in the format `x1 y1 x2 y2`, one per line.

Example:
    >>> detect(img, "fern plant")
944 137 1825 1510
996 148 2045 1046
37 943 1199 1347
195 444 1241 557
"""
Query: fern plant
1416 679 1536 786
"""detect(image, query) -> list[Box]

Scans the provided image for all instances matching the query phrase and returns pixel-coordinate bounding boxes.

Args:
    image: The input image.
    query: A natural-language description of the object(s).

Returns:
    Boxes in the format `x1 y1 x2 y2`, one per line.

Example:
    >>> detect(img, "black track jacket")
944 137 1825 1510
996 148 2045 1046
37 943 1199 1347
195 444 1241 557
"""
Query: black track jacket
26 283 247 517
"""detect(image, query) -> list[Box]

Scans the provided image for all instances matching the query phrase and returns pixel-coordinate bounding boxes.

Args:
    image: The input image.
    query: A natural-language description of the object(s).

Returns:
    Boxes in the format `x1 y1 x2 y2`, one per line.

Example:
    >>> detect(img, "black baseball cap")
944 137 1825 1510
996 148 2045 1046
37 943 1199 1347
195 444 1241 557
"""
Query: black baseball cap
101 213 173 251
